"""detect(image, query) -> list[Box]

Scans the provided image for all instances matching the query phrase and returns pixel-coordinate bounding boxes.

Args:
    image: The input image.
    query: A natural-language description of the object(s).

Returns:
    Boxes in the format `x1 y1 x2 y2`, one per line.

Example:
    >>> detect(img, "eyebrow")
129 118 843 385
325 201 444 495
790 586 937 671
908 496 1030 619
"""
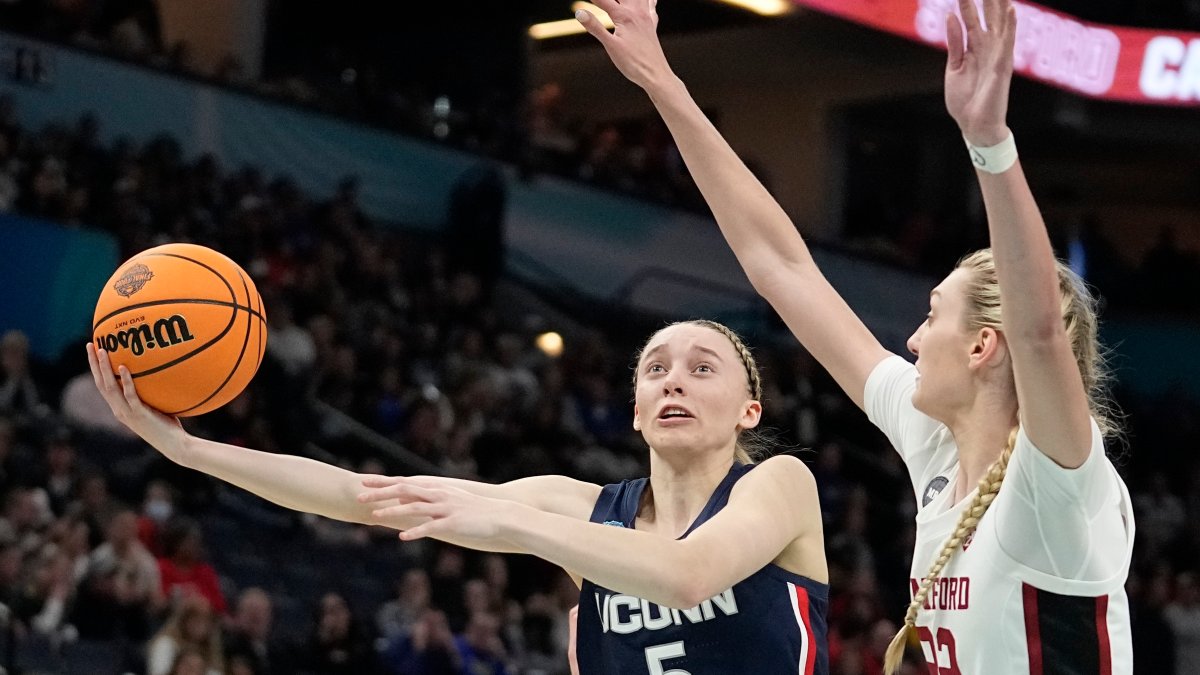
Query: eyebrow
641 344 726 362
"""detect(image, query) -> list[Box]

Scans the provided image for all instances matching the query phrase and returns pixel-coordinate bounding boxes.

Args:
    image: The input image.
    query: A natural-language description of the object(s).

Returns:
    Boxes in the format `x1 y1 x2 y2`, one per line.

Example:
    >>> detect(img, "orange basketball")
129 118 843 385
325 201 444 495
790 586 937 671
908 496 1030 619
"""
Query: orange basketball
92 243 268 417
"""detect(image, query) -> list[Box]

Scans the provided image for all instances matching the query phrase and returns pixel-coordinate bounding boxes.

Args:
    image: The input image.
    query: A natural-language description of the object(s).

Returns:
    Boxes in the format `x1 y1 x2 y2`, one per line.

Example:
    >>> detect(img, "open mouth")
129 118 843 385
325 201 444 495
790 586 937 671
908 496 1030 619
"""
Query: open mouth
657 405 694 424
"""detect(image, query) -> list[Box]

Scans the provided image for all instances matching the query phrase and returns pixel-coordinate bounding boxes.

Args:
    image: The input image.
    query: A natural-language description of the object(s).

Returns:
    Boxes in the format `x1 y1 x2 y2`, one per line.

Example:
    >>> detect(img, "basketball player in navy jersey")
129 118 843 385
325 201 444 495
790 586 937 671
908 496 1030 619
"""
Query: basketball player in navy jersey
88 319 830 674
573 0 1134 672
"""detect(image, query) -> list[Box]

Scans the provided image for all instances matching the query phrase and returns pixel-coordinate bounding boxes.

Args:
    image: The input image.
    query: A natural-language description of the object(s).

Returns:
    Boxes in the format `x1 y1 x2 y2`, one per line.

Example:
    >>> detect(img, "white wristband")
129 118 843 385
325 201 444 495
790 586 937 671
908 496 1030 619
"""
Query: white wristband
965 130 1018 174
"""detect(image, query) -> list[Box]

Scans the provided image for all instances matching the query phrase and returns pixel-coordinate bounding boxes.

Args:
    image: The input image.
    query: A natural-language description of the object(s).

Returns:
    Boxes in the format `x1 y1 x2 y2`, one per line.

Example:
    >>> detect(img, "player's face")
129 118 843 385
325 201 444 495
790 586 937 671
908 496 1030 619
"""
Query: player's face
907 269 976 422
633 324 761 455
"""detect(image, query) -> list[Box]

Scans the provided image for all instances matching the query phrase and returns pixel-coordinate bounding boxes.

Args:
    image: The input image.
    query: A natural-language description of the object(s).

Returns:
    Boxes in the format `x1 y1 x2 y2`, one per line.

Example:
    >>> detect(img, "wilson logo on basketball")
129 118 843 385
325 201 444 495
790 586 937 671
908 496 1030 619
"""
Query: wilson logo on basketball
95 315 196 357
113 264 155 297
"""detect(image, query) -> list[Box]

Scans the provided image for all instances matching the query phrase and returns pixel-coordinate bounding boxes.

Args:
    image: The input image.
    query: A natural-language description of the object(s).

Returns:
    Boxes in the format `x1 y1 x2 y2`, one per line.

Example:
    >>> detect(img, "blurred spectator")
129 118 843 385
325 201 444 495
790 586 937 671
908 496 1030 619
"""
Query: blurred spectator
138 479 178 556
1131 567 1177 674
12 546 76 637
76 508 162 637
266 300 317 378
0 487 53 555
380 608 461 675
48 513 93 583
0 330 49 422
224 587 287 675
61 368 139 438
295 592 378 674
73 471 117 547
170 645 219 675
1165 571 1200 675
455 612 511 675
147 594 225 675
159 517 227 614
37 426 81 516
376 568 433 642
0 415 31 491
1135 472 1186 562
430 546 468 631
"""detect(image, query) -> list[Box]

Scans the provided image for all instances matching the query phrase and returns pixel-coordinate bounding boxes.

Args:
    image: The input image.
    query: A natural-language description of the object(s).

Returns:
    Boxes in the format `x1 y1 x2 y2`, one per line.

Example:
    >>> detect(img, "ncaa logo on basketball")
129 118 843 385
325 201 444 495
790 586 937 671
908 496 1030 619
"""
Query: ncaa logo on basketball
113 263 155 297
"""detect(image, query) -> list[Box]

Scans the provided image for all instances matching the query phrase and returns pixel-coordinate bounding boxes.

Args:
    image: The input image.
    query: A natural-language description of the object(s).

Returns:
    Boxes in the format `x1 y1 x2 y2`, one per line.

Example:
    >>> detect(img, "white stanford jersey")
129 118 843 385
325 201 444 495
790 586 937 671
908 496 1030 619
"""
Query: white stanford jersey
866 356 1135 675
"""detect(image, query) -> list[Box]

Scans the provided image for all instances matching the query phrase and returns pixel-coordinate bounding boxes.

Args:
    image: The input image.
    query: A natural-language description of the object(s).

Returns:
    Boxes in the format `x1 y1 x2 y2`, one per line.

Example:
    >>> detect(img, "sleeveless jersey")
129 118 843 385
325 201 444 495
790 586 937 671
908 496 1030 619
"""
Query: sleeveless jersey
866 355 1135 675
575 463 829 675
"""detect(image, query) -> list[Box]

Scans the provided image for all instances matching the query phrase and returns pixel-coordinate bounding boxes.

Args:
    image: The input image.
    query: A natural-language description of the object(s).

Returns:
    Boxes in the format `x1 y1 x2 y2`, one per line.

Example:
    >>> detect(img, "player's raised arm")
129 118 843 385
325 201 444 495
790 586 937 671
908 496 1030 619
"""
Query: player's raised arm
577 0 890 407
945 0 1092 467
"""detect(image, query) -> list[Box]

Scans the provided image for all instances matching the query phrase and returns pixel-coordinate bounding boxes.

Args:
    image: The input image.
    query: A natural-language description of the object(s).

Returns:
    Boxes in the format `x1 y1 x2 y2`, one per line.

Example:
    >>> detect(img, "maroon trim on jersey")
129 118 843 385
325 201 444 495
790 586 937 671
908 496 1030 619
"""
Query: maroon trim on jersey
1023 582 1111 675
1023 583 1044 675
1096 595 1112 675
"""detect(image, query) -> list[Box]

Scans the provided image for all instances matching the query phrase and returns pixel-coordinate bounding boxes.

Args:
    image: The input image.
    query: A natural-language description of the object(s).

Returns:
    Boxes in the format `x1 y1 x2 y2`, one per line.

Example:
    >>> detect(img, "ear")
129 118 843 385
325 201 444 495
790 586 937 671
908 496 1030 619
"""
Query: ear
736 400 763 432
968 326 1008 371
633 404 641 431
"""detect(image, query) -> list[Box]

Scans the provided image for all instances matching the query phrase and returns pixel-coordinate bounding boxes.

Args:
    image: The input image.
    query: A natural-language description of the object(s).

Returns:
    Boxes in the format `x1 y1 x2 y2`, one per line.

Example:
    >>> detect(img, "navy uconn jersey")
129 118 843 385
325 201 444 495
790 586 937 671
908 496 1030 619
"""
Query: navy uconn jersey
576 463 829 675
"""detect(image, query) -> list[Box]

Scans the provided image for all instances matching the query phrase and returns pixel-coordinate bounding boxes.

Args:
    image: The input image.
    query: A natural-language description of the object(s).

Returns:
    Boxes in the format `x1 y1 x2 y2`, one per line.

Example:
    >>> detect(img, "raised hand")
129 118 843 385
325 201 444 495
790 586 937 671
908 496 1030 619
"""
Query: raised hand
945 0 1017 146
358 476 515 544
86 343 188 461
575 0 671 90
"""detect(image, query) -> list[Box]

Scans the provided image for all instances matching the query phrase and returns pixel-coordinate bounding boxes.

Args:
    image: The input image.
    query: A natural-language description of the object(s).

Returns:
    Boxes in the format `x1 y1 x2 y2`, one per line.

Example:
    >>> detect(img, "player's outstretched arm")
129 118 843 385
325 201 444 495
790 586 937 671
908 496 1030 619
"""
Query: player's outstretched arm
577 0 889 407
86 344 599 547
945 0 1092 467
360 455 821 609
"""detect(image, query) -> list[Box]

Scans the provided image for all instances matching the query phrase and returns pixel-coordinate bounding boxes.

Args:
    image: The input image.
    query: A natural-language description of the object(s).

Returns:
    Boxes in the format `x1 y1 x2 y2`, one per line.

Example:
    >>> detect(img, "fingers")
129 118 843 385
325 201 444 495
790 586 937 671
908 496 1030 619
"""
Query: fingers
93 347 124 402
358 479 439 504
1002 5 1017 59
373 501 443 521
360 475 405 489
399 522 437 541
119 365 143 409
575 7 614 46
86 343 104 392
946 14 965 70
982 0 1001 35
957 0 982 37
587 0 621 17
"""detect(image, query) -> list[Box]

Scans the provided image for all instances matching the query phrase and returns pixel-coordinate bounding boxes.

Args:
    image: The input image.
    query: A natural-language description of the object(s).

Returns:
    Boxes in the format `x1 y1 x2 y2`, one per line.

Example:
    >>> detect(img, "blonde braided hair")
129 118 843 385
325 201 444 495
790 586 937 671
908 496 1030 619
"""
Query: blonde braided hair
633 320 765 464
882 427 1017 673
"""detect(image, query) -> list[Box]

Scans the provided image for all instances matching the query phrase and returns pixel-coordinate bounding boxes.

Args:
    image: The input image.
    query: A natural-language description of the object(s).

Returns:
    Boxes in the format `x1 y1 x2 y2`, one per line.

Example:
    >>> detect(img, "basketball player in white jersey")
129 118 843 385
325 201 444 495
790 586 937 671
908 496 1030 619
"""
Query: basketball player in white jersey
572 0 1134 672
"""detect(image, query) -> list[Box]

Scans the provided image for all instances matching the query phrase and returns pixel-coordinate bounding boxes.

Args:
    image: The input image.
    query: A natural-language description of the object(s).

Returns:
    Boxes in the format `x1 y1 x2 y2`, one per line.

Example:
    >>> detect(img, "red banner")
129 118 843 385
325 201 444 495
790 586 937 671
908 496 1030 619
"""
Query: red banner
793 0 1200 106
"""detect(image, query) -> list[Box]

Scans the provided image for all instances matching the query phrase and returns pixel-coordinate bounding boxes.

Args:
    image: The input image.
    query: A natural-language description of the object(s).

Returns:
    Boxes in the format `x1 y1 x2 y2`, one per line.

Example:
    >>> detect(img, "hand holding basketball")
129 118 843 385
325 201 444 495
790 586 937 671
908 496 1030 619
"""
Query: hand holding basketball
87 343 190 462
92 243 267 417
945 0 1017 146
576 0 669 91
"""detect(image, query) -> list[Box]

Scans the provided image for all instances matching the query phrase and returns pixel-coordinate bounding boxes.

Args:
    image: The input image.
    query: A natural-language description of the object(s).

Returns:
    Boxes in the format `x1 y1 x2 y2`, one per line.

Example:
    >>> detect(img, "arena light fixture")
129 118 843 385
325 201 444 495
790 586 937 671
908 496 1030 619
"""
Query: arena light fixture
528 2 615 40
536 331 565 358
714 0 794 16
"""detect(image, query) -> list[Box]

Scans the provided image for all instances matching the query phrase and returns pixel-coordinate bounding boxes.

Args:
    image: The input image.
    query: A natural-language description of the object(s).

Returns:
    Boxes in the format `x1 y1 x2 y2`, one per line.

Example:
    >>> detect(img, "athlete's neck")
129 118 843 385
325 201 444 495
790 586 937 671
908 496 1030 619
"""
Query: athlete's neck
642 448 735 538
947 397 1018 503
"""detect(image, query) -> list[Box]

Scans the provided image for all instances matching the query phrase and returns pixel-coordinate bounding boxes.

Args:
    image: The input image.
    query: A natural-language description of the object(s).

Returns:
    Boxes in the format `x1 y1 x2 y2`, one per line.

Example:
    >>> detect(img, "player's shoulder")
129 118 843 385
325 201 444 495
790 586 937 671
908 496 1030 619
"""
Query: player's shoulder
734 455 817 496
756 454 815 481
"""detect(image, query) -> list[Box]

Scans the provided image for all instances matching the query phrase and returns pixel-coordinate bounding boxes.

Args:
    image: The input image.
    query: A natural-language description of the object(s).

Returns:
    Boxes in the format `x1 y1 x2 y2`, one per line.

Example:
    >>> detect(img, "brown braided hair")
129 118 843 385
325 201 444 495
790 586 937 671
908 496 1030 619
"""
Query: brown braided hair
632 320 764 463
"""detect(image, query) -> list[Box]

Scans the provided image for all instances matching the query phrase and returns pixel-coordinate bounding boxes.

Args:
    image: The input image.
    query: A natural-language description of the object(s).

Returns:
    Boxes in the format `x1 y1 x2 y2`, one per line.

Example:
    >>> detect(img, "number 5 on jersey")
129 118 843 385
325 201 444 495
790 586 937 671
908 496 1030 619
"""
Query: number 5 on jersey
646 641 690 675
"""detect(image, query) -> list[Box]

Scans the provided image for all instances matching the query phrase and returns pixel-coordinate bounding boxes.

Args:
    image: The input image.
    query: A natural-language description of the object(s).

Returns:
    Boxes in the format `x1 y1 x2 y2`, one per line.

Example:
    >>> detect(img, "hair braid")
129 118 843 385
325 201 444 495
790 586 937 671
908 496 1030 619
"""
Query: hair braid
688 320 762 400
882 427 1018 674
